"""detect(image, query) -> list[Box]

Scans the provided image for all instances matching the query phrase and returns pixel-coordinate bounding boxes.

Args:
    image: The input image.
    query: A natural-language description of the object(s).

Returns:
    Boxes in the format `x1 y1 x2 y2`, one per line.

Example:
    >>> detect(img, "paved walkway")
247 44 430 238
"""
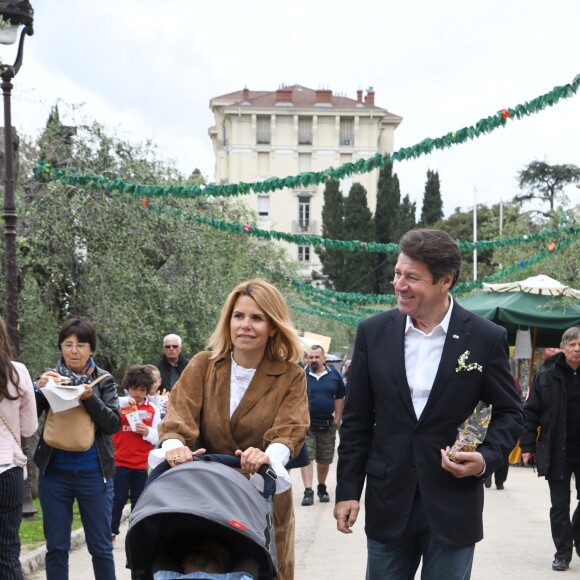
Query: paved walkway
23 465 577 579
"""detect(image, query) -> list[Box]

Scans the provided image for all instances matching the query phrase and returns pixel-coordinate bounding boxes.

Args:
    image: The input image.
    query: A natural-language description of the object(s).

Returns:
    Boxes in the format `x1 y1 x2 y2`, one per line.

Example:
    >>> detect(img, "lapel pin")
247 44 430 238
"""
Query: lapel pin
452 334 459 339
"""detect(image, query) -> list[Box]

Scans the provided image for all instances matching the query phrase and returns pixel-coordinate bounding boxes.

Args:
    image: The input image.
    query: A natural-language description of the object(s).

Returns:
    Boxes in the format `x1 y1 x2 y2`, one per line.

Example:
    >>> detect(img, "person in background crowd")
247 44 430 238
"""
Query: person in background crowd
111 365 160 541
300 345 345 506
157 279 309 580
33 317 120 580
339 353 348 376
0 315 38 580
483 461 509 490
144 364 167 417
521 326 580 572
152 334 190 392
334 229 524 580
298 348 310 370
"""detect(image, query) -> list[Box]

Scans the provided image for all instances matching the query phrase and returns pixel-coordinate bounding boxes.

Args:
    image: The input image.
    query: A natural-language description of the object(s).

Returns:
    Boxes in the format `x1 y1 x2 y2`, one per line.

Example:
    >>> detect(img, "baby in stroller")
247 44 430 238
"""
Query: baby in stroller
152 533 256 579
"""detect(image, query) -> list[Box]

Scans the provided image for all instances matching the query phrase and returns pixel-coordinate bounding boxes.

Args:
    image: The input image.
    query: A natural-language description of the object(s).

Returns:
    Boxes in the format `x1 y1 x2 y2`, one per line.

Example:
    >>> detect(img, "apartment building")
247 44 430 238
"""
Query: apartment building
208 85 402 278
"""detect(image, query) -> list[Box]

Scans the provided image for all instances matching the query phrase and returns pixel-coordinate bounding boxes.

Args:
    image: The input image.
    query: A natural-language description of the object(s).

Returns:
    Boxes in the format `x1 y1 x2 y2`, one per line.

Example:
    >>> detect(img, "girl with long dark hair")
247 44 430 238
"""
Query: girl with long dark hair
0 316 37 580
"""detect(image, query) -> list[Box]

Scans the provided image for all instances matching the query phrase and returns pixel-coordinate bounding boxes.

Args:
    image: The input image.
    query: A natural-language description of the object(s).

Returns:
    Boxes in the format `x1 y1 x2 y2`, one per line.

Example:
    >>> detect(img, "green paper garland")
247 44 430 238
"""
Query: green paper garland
293 304 364 327
34 72 580 200
289 236 577 307
137 199 579 255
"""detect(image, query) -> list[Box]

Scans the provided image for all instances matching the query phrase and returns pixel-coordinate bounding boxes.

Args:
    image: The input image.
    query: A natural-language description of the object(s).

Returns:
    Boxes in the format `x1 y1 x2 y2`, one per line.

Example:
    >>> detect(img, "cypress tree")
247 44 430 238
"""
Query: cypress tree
420 169 443 226
399 194 417 235
316 179 344 289
374 162 401 293
340 182 375 293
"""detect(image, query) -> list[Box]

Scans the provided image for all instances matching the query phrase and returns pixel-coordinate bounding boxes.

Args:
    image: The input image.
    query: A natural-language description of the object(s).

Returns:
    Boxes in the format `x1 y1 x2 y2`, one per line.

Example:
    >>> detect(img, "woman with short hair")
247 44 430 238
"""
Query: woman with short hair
34 317 121 580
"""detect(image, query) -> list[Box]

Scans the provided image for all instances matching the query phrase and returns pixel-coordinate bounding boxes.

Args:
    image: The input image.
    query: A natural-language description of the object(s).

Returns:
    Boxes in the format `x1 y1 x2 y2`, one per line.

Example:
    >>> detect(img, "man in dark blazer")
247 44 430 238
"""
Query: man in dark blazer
152 333 190 392
334 229 524 579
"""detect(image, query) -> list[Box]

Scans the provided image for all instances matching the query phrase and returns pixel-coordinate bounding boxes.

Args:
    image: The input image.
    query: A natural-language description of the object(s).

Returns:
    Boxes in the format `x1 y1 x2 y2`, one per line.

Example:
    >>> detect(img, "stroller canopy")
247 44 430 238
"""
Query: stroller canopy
126 460 277 580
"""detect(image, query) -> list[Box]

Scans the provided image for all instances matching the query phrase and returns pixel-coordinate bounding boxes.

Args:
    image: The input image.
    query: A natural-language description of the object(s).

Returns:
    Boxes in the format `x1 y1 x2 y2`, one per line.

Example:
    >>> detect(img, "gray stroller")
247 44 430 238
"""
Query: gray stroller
125 454 278 580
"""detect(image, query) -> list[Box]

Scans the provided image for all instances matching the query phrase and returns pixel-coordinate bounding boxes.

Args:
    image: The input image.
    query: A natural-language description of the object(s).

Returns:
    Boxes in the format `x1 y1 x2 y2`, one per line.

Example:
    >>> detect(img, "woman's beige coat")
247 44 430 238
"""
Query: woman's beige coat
159 350 309 580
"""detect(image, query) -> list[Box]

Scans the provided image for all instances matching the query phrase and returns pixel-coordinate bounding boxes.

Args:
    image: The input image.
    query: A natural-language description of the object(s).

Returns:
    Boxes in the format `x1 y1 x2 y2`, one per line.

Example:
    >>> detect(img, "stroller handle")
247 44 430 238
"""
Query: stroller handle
146 453 277 499
194 453 277 499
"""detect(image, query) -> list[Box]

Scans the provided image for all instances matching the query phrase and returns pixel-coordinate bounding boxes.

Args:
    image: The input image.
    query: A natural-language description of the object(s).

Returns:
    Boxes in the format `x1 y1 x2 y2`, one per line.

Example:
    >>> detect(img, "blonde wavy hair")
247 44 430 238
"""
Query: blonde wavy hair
207 279 302 363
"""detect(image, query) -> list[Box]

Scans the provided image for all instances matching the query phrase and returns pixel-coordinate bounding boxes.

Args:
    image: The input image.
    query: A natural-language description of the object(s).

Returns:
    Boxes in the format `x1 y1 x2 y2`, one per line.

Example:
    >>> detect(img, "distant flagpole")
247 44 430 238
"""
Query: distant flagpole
473 187 477 281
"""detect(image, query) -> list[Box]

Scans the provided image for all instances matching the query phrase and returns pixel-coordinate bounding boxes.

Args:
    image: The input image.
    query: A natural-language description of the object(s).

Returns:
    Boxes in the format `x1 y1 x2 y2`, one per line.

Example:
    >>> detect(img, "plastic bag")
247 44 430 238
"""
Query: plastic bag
447 401 492 463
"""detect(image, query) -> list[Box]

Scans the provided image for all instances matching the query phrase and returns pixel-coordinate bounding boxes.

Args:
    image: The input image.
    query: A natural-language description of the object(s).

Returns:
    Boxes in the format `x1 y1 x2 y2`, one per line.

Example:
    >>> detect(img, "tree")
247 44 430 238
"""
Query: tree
340 183 375 293
374 162 401 293
486 203 580 290
516 160 580 218
433 203 520 283
420 169 443 227
316 179 344 289
10 111 299 380
399 194 417 234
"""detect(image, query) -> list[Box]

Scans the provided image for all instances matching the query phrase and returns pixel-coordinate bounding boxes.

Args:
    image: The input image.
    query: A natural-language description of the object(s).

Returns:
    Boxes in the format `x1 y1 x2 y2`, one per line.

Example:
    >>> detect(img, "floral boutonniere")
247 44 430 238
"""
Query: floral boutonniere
455 350 483 373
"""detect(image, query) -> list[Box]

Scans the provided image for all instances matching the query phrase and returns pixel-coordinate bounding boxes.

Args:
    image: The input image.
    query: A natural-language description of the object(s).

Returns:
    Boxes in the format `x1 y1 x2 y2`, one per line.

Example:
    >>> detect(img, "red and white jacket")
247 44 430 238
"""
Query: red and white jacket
113 398 160 470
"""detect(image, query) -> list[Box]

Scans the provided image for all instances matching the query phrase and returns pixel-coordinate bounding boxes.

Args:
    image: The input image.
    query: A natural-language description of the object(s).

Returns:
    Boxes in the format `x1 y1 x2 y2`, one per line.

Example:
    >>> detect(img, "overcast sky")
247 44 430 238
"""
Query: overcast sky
9 0 580 218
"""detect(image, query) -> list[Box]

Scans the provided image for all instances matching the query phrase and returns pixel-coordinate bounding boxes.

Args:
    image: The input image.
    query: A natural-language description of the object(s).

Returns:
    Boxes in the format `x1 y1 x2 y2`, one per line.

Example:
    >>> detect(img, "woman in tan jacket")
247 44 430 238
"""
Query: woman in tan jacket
158 279 309 579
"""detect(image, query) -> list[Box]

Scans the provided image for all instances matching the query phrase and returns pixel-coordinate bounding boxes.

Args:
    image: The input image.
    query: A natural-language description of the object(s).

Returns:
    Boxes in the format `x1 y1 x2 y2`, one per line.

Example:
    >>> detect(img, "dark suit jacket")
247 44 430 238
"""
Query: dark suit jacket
153 354 190 391
336 302 524 547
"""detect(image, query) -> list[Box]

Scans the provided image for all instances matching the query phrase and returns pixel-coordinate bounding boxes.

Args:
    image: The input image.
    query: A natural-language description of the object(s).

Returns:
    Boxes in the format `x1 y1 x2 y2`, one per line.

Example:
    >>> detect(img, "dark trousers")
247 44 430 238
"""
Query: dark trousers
366 493 474 579
548 462 580 562
111 466 147 535
0 467 25 580
494 462 509 486
39 468 116 580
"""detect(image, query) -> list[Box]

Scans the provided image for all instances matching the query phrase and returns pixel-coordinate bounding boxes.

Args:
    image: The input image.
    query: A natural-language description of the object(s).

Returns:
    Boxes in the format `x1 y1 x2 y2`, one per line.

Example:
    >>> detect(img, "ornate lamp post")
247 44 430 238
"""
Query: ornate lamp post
0 0 34 518
0 0 33 357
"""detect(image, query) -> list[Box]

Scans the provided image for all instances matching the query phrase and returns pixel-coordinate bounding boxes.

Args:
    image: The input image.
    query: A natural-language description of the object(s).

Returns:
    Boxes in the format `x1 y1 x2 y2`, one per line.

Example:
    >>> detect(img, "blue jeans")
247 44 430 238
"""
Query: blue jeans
111 466 147 535
39 468 116 580
366 495 474 580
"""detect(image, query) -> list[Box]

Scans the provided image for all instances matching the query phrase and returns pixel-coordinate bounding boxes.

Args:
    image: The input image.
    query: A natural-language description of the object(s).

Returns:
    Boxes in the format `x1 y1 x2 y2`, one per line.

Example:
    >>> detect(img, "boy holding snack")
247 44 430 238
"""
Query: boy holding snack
111 365 161 540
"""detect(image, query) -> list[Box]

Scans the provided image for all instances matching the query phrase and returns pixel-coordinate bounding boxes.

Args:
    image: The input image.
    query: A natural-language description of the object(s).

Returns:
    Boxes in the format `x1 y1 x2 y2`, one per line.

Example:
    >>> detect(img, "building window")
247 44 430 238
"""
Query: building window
339 117 354 146
298 196 310 228
298 116 313 145
258 195 270 217
256 115 271 144
298 246 311 262
298 153 311 173
221 123 227 149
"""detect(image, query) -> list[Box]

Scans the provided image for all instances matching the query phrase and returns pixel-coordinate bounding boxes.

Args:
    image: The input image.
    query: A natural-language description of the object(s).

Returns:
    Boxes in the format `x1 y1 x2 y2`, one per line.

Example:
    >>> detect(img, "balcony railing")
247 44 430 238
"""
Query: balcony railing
291 220 318 234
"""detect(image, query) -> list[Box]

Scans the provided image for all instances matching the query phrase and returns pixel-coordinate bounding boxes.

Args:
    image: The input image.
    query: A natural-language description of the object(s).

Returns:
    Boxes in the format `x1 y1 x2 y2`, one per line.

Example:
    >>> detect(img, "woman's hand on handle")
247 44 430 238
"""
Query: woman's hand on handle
165 446 205 467
236 447 271 474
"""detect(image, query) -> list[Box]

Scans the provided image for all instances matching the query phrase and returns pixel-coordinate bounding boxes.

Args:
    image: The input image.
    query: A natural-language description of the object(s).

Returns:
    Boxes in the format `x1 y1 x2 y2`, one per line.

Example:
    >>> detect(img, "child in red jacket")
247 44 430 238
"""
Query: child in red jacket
111 365 160 539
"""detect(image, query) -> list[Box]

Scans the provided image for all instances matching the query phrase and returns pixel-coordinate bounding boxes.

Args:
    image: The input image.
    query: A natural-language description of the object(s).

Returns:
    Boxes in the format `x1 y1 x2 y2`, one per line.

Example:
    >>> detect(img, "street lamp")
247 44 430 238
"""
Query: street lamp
0 0 33 357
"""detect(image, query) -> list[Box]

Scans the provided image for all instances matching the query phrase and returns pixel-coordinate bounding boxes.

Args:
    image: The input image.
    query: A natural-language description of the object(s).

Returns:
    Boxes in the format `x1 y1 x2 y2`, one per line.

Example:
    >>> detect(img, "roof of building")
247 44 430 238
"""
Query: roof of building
211 84 402 121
